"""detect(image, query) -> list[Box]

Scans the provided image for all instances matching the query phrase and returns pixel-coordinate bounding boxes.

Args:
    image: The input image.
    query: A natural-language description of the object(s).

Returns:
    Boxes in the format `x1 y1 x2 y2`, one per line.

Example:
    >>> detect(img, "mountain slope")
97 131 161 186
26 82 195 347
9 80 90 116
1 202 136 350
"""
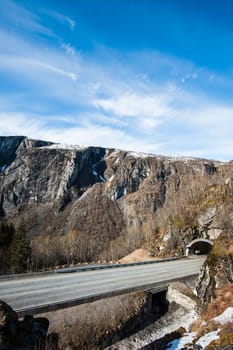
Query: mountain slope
0 136 232 269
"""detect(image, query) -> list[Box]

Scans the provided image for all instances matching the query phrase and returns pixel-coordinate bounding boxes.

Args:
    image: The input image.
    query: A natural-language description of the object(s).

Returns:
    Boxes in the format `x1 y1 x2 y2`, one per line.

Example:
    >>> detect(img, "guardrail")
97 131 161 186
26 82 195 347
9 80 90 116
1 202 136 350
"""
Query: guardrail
55 257 183 274
0 257 184 280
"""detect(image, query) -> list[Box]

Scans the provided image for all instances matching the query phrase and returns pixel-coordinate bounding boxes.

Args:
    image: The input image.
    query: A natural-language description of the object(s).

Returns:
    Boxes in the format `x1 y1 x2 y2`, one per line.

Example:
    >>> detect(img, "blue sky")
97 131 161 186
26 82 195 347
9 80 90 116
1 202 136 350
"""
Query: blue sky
1 0 233 160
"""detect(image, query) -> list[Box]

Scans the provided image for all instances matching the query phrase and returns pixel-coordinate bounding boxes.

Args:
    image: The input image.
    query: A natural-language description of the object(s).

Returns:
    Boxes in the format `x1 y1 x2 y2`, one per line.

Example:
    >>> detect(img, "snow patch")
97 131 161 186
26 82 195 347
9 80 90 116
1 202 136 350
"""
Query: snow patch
0 164 7 171
127 151 153 159
196 330 219 347
92 166 105 182
108 175 115 182
163 232 171 242
41 143 88 151
167 332 196 350
166 155 197 162
168 330 219 349
105 309 197 350
213 307 233 325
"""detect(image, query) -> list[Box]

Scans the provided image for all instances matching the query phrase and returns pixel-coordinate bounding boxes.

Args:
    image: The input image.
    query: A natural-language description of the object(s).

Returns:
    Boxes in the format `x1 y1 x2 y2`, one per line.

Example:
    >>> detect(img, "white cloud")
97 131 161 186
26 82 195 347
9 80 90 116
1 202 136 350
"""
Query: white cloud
66 17 76 31
0 0 54 37
0 113 45 136
1 1 233 160
0 28 82 105
61 42 78 58
22 58 79 80
0 112 163 154
46 126 164 154
94 93 172 118
43 9 76 31
0 52 79 82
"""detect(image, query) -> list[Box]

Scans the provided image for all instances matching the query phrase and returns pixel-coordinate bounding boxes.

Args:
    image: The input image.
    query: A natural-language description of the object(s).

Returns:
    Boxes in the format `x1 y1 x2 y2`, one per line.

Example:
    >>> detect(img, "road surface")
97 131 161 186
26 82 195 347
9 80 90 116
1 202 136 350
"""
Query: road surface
0 257 205 315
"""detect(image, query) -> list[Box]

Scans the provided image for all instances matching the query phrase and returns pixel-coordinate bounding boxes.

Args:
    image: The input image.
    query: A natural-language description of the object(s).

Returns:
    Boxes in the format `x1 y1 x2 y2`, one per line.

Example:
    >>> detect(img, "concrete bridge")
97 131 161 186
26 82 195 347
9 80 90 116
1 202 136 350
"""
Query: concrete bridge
0 257 205 317
185 238 213 256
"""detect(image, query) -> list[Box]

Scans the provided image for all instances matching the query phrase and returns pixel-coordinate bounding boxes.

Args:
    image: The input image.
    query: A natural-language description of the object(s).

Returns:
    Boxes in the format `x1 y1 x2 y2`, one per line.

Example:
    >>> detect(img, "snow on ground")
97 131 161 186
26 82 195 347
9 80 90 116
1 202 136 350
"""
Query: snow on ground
40 143 213 164
167 332 196 350
213 307 233 325
108 175 115 182
92 169 105 181
127 151 154 159
41 143 88 150
167 330 220 349
127 151 197 161
166 156 196 162
0 164 7 171
92 169 105 182
99 175 105 181
196 330 220 348
105 308 197 350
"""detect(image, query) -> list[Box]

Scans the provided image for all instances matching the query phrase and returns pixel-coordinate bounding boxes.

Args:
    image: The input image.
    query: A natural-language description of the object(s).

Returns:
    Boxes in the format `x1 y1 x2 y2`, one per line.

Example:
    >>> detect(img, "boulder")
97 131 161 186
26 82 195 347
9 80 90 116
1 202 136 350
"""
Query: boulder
0 300 50 350
0 300 18 349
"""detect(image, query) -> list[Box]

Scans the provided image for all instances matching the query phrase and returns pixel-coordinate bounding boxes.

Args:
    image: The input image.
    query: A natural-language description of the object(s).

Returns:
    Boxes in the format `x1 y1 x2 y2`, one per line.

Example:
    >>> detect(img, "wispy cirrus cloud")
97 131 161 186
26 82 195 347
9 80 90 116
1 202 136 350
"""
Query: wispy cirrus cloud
0 111 165 154
0 0 54 37
0 54 78 81
61 42 78 58
0 112 45 136
0 26 81 103
23 58 79 81
42 9 76 31
1 1 233 160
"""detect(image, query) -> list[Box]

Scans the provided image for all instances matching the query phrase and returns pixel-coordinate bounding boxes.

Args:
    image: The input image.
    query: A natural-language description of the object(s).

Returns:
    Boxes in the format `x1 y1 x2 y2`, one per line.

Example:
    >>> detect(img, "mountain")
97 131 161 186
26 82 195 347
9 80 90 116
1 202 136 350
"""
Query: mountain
0 136 233 271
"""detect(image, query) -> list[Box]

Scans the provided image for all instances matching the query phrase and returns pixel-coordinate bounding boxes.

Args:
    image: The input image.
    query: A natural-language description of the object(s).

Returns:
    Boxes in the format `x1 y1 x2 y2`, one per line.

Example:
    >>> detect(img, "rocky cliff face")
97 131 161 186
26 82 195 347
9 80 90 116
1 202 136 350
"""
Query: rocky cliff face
0 136 232 268
196 230 233 312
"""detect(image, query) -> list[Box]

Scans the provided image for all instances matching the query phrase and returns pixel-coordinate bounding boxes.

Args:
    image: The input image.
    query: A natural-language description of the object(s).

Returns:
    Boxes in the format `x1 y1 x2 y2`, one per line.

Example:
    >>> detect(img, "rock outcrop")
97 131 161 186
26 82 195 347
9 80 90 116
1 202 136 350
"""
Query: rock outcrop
196 231 233 312
0 300 50 349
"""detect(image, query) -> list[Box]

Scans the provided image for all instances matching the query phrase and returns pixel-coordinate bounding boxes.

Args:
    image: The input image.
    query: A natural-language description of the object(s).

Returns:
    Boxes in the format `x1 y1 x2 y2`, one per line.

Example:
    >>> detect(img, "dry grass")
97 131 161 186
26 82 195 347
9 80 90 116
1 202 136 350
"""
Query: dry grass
118 248 157 264
211 239 233 258
191 284 233 339
39 292 149 350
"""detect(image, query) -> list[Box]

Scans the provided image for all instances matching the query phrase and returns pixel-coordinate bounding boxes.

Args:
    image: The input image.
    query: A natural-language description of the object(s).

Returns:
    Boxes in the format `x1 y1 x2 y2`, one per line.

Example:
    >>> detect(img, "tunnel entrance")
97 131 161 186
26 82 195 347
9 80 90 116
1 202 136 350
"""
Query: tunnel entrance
185 238 213 256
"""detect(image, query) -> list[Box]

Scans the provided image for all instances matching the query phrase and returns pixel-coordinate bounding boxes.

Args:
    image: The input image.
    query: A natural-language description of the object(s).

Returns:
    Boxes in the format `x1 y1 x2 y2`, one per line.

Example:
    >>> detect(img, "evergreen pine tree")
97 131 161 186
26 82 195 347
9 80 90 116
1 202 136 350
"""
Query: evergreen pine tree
0 222 15 273
11 220 31 273
0 222 15 247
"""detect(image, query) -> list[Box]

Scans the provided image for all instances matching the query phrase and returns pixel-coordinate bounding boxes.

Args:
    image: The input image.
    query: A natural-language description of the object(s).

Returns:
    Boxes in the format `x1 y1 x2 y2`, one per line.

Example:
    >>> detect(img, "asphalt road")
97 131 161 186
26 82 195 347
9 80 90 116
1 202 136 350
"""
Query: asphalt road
0 257 205 315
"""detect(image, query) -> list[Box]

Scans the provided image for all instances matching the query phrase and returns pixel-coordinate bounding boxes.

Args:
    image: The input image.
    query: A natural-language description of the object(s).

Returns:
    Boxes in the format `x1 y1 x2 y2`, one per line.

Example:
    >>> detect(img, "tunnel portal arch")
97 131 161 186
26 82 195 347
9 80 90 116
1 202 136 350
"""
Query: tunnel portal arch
185 238 213 256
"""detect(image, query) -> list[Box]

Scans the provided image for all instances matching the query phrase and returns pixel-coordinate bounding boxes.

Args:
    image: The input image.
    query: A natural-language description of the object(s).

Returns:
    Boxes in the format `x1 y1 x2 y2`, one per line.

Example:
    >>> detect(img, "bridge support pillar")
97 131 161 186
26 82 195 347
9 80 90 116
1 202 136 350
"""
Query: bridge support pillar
185 247 190 256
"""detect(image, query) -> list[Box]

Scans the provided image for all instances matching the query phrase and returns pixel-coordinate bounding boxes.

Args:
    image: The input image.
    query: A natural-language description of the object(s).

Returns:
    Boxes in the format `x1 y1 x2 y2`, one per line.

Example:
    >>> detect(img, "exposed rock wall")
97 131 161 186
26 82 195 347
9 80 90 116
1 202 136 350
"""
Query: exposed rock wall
0 136 232 266
196 232 233 312
0 136 25 168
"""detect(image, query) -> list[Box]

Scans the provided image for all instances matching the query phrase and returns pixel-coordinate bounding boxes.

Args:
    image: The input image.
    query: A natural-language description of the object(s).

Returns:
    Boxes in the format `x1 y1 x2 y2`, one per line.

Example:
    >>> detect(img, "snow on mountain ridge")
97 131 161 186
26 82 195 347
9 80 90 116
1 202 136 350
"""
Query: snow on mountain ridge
41 143 88 151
